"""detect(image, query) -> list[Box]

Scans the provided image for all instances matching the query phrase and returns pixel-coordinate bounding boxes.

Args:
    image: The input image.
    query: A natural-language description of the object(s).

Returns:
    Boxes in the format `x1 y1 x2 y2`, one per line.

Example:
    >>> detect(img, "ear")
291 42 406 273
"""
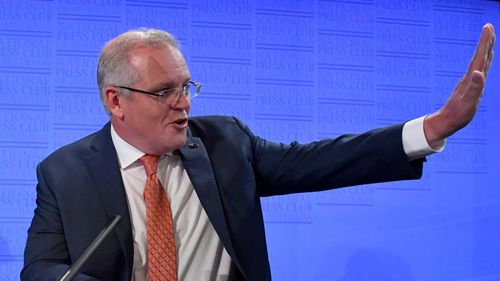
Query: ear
105 86 125 119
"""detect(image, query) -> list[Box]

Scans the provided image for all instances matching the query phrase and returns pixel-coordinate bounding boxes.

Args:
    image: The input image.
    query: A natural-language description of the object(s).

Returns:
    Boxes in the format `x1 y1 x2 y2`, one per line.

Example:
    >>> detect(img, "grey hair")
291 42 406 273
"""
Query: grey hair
97 28 180 114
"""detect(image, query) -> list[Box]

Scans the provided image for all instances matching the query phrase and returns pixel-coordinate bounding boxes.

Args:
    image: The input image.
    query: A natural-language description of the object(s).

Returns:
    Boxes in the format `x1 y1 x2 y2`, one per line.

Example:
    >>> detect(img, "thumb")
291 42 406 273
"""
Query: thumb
470 70 485 97
471 70 485 86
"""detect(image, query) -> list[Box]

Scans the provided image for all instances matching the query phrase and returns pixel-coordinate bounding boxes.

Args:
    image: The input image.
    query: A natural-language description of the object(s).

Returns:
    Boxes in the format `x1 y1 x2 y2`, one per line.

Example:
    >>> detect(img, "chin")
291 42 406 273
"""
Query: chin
174 139 188 150
167 136 188 152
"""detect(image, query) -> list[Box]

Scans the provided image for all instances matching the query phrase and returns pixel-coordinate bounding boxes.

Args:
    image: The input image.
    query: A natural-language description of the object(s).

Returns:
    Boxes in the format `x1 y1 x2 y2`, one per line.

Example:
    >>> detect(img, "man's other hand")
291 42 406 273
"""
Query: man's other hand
424 23 496 148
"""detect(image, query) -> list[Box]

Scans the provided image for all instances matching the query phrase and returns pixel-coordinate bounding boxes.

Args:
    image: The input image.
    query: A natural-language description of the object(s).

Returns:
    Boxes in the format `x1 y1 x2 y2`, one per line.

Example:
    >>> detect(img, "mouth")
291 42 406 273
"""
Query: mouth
172 117 188 127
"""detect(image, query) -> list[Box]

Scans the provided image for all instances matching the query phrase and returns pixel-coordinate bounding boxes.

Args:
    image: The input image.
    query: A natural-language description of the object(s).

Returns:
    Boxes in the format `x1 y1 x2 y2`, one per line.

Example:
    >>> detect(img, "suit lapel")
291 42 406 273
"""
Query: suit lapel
178 136 245 275
81 124 245 278
84 123 133 278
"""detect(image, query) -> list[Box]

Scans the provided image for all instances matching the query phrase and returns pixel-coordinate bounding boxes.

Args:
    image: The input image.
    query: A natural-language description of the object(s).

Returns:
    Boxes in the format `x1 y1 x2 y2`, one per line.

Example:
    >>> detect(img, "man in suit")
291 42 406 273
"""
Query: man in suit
22 24 495 281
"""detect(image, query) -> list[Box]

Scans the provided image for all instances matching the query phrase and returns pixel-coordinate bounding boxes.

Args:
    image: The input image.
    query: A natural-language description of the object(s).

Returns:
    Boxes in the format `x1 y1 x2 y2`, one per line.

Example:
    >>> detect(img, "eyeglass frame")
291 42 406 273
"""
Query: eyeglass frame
115 81 201 102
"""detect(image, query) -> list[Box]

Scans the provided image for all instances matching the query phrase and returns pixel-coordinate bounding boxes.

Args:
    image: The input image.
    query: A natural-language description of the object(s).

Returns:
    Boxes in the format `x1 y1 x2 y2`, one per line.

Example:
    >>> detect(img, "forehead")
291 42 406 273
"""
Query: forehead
128 45 189 87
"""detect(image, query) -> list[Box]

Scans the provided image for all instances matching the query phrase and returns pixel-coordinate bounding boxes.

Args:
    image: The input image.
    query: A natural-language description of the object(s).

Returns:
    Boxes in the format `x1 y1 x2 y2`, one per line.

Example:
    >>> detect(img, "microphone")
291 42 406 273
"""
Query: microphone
58 215 122 281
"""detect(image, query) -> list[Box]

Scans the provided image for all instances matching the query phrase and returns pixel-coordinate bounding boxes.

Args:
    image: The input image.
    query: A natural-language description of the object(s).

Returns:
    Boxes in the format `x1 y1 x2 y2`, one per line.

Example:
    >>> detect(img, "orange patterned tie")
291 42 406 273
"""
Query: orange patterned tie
139 155 177 281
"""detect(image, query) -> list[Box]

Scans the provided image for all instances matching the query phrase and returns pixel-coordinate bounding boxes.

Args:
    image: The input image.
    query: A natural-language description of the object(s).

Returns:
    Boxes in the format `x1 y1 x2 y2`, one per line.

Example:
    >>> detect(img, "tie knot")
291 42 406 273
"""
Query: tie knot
139 155 160 177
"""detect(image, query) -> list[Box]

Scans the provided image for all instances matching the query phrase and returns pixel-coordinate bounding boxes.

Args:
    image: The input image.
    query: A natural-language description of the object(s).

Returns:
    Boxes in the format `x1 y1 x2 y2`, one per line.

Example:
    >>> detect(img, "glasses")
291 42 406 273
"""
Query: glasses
115 81 201 104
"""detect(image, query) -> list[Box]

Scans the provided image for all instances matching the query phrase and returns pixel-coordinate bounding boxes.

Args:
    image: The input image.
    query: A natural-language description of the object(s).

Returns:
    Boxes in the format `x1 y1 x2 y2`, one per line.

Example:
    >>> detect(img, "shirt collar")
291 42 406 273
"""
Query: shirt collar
110 125 145 169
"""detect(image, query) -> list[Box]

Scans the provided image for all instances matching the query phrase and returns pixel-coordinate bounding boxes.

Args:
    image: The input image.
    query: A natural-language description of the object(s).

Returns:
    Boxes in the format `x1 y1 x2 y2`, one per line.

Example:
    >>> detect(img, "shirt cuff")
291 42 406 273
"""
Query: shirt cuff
402 116 446 161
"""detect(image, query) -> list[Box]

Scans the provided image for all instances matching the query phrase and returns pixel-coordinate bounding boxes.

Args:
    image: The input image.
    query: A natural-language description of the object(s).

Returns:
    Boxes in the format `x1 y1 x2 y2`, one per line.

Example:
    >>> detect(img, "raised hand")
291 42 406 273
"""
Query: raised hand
424 23 496 148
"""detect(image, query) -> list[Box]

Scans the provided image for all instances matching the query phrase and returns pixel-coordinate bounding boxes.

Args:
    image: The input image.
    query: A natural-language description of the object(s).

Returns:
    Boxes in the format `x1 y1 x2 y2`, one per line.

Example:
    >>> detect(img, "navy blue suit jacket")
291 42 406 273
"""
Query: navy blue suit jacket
22 116 423 281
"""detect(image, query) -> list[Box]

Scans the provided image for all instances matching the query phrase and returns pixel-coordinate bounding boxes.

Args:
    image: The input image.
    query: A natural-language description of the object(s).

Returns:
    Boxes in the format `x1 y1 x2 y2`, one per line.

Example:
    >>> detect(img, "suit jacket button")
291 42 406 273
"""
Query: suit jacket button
188 143 199 149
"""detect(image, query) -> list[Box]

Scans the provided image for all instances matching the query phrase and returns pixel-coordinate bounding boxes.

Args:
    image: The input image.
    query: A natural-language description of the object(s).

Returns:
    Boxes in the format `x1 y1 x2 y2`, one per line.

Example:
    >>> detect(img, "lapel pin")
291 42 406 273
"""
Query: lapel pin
188 143 199 149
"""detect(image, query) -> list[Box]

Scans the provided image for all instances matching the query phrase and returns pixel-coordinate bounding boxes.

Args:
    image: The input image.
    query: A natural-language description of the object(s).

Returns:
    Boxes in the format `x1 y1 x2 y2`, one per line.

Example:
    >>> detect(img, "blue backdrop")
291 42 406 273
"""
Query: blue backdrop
1 0 499 280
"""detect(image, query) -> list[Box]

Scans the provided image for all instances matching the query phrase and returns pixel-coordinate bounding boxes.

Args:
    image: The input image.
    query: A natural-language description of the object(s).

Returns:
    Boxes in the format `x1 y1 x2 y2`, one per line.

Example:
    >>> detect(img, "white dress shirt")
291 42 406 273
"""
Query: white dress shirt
402 116 445 160
111 127 232 281
110 116 443 281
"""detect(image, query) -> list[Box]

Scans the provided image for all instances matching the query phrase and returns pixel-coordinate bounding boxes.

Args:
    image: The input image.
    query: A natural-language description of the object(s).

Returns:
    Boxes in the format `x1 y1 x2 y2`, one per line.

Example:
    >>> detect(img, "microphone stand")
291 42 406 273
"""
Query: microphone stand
58 215 122 281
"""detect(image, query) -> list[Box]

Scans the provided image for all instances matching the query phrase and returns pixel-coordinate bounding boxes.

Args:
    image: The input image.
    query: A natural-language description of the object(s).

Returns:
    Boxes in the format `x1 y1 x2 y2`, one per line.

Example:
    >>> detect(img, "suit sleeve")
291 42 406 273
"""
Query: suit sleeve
233 118 424 197
21 164 98 281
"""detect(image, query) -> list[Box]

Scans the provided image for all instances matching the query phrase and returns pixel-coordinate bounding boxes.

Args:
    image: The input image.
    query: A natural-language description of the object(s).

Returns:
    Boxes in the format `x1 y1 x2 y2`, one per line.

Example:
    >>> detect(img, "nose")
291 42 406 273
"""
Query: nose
171 92 190 110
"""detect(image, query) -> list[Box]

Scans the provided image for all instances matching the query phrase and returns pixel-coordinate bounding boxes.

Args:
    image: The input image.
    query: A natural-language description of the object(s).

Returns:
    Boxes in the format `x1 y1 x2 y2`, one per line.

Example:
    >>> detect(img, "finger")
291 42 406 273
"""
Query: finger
467 24 493 73
467 24 494 74
489 24 496 55
486 25 496 64
484 27 495 77
485 50 494 78
487 27 496 59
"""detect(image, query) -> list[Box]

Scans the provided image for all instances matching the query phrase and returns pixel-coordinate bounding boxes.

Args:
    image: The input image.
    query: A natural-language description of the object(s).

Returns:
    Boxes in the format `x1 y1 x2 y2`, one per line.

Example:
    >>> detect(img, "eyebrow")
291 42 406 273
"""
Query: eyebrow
152 78 191 92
